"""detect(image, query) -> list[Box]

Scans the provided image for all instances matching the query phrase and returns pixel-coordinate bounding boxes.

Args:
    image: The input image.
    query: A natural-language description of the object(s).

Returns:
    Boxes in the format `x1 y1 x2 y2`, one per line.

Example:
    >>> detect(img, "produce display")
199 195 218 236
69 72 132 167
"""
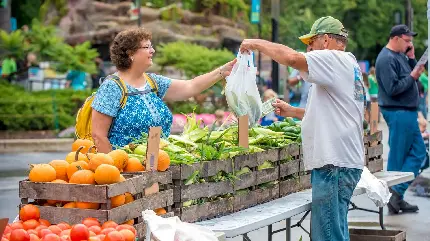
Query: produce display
25 139 169 210
121 114 301 166
2 205 137 241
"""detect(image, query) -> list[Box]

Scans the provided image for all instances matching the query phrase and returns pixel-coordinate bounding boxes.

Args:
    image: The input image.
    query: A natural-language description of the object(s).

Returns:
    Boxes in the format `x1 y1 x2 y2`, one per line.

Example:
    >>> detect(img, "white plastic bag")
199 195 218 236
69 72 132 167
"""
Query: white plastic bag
356 167 392 207
225 52 262 126
142 210 218 241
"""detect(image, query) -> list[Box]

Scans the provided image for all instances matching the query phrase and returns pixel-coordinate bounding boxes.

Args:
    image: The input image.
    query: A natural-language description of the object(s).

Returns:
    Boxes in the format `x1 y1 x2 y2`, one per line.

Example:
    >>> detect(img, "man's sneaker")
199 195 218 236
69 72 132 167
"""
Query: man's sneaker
399 200 419 213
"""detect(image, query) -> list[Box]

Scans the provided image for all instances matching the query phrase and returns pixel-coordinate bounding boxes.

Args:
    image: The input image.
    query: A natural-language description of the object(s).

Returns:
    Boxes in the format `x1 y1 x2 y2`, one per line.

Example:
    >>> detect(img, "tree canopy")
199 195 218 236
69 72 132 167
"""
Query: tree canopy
250 0 428 65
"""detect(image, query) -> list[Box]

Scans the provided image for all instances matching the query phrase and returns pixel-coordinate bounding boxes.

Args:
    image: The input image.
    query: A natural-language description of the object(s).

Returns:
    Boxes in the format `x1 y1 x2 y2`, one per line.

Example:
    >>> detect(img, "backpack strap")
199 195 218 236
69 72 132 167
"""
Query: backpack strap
143 73 160 98
107 74 128 109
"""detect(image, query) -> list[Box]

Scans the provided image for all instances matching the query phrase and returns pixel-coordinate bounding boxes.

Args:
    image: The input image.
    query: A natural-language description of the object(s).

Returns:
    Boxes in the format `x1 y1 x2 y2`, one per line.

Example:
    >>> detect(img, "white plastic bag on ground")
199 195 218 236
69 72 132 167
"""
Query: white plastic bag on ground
225 52 262 126
356 167 392 207
142 210 218 241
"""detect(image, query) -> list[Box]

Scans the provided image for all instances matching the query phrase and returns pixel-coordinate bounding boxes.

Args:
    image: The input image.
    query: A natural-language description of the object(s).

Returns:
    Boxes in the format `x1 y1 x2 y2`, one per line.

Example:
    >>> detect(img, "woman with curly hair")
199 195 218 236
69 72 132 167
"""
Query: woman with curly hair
91 27 236 153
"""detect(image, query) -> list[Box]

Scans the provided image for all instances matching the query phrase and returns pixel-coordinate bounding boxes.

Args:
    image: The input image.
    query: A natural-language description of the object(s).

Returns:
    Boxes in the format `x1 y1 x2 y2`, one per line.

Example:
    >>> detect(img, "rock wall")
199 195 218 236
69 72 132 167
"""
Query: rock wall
48 0 247 48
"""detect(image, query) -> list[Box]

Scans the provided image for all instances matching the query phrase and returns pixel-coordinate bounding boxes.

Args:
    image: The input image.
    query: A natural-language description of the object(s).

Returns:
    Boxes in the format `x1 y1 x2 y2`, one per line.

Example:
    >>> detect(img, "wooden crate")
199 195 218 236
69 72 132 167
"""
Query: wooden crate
279 143 301 178
170 159 233 180
366 143 384 173
171 148 284 222
364 131 383 147
175 198 234 223
349 229 406 241
279 177 301 197
134 212 174 240
19 171 173 224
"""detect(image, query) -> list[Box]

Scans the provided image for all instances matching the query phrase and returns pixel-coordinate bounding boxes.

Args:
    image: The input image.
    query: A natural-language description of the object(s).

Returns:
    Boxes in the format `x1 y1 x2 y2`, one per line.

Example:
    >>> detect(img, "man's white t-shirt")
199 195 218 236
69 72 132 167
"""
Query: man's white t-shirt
300 50 365 170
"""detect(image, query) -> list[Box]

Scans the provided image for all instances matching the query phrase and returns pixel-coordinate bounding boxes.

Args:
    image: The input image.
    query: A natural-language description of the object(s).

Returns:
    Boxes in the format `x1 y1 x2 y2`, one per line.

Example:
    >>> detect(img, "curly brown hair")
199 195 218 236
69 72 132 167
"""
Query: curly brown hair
110 28 152 71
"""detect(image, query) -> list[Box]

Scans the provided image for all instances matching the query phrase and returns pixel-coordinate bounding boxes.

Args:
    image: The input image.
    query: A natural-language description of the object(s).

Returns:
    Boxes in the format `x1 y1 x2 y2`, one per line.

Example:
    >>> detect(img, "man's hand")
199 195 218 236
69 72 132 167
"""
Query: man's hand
272 99 296 117
411 64 425 80
240 39 263 53
406 44 415 59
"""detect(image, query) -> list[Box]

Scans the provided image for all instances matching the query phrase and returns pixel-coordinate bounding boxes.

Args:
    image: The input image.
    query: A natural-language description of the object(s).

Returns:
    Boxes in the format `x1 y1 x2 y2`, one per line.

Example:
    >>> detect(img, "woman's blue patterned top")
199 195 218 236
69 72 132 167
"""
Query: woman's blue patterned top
91 73 173 148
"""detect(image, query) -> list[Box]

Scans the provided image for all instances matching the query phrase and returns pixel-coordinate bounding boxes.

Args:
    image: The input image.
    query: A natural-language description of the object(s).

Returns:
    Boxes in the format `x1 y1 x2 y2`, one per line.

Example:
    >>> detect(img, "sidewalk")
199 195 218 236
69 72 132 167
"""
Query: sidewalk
0 138 74 153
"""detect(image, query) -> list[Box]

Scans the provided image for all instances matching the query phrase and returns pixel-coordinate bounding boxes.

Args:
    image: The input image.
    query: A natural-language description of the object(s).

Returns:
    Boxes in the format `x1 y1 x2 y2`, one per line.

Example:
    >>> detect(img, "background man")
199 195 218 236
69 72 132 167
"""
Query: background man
240 16 365 241
375 24 426 214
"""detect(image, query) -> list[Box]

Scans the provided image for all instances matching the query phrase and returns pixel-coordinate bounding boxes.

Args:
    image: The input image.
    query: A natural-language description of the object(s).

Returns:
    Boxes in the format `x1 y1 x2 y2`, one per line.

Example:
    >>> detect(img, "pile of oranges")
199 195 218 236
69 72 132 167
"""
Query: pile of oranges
27 139 170 210
2 205 137 241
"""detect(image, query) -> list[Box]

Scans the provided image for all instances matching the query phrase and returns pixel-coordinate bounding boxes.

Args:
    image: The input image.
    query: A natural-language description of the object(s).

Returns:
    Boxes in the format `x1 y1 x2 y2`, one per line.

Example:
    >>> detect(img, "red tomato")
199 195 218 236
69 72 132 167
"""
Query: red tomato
88 226 101 235
38 220 50 227
99 228 115 236
103 231 124 241
38 229 52 239
9 229 30 241
101 221 117 230
47 227 61 236
82 218 100 228
69 224 89 241
115 225 136 236
41 234 59 241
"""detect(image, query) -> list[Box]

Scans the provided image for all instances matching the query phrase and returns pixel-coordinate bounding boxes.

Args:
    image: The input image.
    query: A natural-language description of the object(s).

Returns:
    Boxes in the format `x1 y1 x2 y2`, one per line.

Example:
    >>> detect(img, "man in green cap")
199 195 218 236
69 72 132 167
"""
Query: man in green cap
240 16 364 241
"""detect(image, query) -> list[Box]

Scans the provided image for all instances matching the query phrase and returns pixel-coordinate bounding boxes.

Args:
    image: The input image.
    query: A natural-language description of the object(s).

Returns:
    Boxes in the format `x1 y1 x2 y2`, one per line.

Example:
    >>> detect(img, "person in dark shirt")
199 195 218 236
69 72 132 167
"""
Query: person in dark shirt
375 24 426 214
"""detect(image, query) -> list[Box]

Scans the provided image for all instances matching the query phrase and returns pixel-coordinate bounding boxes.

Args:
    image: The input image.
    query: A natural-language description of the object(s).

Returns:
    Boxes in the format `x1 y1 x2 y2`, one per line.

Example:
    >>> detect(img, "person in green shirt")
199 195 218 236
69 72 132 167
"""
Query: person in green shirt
1 56 17 82
419 71 428 118
368 66 378 102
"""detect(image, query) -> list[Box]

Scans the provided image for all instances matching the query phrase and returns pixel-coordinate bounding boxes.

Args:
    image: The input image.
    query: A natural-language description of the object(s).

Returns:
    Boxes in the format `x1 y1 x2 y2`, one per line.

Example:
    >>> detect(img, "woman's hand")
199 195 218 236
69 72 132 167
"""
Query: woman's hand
220 59 237 78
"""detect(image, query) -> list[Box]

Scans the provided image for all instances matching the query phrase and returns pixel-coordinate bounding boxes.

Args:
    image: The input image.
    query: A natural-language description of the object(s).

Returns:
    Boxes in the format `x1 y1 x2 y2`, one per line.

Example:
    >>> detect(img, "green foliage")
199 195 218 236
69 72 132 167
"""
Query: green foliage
154 41 235 78
0 80 91 131
250 0 428 64
39 0 68 25
0 29 28 59
11 0 43 28
3 19 99 74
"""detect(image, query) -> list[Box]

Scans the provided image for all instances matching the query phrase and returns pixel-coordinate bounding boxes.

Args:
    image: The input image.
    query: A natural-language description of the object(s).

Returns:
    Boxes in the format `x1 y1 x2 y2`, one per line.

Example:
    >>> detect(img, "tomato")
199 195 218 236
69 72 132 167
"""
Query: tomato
38 220 50 227
99 228 115 236
59 236 69 241
69 224 89 241
103 231 124 241
101 221 117 230
87 226 101 235
29 234 40 241
88 237 100 241
9 229 30 241
115 225 136 236
26 230 38 236
22 220 39 231
4 225 12 235
58 230 69 237
41 234 59 241
9 223 24 230
82 218 100 228
19 205 40 222
47 227 61 236
118 230 134 241
38 229 52 239
96 235 105 241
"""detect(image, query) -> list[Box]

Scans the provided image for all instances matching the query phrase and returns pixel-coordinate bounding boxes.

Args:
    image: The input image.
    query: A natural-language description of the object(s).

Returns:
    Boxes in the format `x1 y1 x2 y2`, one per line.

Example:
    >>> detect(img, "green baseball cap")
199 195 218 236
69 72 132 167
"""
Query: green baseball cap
299 16 348 45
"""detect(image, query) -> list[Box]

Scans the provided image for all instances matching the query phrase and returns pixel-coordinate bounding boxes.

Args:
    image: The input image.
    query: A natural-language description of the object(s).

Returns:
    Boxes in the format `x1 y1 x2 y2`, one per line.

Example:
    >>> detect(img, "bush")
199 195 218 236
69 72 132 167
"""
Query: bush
0 80 91 131
0 81 218 131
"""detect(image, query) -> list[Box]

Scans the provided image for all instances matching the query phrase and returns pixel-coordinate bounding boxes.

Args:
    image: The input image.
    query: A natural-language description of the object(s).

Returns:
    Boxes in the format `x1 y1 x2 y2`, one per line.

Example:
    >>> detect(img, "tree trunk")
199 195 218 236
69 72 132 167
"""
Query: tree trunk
0 0 11 32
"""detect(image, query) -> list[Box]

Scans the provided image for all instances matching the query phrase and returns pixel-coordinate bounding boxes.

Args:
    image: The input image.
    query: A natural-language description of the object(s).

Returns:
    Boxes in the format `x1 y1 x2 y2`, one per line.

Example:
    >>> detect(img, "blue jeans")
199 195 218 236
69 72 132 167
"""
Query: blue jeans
381 109 426 199
311 166 362 241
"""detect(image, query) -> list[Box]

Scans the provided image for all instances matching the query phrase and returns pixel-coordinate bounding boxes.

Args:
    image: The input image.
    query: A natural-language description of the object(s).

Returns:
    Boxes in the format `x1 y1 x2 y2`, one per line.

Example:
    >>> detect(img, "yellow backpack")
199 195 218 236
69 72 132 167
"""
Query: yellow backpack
75 73 158 141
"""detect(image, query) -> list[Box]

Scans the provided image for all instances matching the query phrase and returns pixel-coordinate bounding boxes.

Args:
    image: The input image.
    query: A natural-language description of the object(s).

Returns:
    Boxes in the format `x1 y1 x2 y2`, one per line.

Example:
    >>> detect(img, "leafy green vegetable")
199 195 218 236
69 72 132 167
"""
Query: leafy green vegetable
257 161 274 171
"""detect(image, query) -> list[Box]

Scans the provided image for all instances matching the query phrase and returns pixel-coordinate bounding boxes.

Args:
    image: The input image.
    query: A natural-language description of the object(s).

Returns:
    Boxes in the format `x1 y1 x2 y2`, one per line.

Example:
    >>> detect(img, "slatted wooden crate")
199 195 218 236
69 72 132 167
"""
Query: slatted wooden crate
365 131 384 173
170 148 283 222
19 171 173 226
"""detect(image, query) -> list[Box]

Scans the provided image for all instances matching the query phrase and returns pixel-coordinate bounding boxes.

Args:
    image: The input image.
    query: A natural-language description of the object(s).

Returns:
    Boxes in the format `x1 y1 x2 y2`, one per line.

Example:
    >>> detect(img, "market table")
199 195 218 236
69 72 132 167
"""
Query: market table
196 171 414 241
